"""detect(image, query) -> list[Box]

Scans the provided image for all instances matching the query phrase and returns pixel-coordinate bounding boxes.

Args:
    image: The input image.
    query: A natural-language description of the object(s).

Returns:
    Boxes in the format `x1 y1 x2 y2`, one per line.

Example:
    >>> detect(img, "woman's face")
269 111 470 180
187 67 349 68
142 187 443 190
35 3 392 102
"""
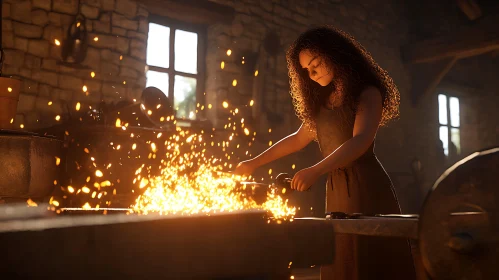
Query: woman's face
299 49 334 87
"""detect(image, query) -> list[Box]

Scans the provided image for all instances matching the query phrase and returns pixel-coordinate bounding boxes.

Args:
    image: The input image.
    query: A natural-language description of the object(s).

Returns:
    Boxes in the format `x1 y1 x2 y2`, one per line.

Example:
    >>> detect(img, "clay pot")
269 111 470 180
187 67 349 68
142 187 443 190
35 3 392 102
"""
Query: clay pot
0 76 21 129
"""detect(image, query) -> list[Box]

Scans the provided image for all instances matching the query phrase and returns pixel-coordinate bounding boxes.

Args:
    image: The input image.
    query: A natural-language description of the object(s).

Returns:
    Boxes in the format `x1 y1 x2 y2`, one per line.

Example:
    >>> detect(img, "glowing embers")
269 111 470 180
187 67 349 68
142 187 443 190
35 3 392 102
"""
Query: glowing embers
131 127 295 219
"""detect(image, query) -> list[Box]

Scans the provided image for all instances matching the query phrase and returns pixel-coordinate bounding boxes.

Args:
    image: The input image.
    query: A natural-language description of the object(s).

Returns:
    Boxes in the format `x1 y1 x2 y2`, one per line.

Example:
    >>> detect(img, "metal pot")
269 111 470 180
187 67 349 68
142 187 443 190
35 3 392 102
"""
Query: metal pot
0 130 63 200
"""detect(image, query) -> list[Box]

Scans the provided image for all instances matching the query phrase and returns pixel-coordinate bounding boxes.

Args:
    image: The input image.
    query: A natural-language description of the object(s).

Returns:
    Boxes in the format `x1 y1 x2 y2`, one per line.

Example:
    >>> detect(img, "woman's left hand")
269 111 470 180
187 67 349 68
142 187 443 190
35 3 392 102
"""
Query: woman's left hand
291 166 321 191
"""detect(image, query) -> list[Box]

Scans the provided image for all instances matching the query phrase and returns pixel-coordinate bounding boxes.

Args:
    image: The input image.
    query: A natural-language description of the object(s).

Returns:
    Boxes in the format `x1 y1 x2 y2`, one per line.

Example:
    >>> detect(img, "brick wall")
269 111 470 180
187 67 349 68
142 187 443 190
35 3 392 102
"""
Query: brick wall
1 0 148 130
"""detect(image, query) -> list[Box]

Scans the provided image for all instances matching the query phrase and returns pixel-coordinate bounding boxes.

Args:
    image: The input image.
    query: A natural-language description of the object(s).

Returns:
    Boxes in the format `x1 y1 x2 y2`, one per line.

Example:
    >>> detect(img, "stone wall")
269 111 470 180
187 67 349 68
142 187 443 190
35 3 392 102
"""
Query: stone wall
1 0 148 130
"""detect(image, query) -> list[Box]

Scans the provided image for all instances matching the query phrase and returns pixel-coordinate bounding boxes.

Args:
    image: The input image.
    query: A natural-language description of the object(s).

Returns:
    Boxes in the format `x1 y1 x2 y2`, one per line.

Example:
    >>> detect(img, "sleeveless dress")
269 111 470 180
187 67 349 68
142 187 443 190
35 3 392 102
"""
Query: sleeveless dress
316 103 416 280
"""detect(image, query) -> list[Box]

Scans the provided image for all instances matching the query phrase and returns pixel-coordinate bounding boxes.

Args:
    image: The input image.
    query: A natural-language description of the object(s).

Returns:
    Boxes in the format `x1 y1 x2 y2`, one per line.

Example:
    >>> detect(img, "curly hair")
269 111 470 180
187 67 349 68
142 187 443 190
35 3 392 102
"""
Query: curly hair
286 25 400 137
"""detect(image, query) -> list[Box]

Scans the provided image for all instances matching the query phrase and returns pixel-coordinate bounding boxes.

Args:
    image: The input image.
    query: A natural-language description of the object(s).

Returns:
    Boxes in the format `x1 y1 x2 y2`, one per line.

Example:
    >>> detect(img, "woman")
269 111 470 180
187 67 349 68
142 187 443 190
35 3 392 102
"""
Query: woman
234 26 416 280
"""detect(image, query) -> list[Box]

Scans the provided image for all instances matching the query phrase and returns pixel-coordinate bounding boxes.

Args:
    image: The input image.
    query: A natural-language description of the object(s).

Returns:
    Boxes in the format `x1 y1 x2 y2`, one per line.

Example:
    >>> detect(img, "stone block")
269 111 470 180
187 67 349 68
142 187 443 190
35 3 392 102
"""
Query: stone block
2 19 13 31
130 39 145 50
112 27 127 36
102 0 115 11
82 0 101 7
2 32 14 48
81 4 100 19
261 1 273 12
2 2 10 18
100 12 111 22
13 22 43 38
42 59 60 71
21 80 39 94
55 88 74 102
127 30 146 41
32 70 59 87
48 12 74 26
130 48 145 60
11 0 32 23
88 33 114 48
119 67 138 78
53 0 79 15
27 40 50 58
121 56 145 72
83 79 103 92
32 0 52 11
38 84 53 98
49 45 61 60
19 69 32 79
115 0 137 18
32 9 49 26
17 93 37 112
101 62 120 76
24 54 42 69
94 20 111 33
101 49 121 63
59 75 83 91
138 18 148 33
3 49 25 67
137 5 148 18
82 47 102 70
116 37 129 53
112 13 138 30
1 65 20 76
43 26 64 42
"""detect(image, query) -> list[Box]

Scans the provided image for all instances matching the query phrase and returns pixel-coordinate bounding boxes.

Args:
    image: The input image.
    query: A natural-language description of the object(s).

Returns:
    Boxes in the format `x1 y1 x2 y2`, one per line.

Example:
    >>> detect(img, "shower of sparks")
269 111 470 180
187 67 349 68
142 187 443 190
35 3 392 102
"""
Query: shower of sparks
51 98 296 220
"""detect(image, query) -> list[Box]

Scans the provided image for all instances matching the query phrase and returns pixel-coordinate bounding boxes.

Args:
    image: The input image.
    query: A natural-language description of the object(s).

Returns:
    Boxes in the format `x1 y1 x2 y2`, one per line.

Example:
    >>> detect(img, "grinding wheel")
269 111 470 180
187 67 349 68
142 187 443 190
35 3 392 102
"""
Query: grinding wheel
419 147 499 280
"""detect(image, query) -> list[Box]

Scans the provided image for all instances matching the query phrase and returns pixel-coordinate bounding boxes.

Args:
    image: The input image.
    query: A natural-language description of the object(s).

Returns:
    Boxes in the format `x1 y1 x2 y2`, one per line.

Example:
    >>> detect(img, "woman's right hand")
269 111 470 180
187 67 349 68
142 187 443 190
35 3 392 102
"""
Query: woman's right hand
234 159 258 176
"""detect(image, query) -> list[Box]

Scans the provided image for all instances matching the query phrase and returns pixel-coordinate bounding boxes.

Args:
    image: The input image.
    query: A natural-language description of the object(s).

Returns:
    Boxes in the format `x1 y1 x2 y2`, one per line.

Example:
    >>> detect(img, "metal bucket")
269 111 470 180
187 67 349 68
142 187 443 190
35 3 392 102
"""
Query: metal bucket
0 130 63 200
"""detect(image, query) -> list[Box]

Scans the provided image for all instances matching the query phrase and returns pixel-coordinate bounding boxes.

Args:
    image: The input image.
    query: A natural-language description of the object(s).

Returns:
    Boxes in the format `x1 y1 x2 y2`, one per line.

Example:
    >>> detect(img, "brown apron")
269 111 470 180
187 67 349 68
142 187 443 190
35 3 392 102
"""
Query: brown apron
316 104 416 280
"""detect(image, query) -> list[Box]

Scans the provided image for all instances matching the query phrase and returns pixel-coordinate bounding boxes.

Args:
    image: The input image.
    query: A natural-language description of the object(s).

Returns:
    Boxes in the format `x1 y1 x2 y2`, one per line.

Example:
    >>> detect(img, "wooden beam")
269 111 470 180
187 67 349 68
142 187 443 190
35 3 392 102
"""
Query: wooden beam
410 57 459 106
138 0 235 25
401 15 499 64
456 0 482 21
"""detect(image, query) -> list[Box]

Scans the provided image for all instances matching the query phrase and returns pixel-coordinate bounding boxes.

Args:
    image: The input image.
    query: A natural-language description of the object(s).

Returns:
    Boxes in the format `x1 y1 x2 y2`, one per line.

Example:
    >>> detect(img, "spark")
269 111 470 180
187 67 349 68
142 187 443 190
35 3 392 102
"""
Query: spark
54 39 61 46
76 102 81 111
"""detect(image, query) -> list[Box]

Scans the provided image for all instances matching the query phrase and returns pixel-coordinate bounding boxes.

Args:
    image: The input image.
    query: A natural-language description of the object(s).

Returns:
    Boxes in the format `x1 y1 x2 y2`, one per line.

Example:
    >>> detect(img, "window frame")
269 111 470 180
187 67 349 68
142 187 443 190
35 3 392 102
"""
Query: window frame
147 15 207 120
438 93 461 157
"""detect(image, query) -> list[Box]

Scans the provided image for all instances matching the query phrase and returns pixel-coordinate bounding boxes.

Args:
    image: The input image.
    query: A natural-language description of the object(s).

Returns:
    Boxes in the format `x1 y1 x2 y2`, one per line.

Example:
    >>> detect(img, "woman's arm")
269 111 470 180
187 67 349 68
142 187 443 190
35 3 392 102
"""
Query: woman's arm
234 123 315 175
291 86 383 190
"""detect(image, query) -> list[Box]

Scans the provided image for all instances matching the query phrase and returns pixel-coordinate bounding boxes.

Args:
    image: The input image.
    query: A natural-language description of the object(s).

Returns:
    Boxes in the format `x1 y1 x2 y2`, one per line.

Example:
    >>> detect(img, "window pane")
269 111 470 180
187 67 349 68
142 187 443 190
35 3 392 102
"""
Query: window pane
146 71 169 97
439 126 449 156
438 94 447 125
451 128 461 155
174 75 197 120
174 29 198 74
147 23 170 68
449 97 460 127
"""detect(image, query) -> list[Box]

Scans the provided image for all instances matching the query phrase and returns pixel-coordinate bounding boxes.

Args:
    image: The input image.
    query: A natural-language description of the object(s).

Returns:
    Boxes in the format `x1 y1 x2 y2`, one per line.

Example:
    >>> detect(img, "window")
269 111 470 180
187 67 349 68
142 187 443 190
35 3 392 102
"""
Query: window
145 16 205 120
438 94 460 156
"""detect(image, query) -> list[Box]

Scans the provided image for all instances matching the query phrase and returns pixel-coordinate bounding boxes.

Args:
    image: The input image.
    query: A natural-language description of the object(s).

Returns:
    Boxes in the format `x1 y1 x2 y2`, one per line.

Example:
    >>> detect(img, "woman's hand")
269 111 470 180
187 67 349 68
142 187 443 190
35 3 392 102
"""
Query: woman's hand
291 166 321 191
234 159 258 176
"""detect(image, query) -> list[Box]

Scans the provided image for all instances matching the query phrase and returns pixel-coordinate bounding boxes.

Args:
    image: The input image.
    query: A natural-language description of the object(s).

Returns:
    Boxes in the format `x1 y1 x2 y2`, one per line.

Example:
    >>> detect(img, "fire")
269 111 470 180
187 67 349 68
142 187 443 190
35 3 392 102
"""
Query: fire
131 127 295 219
